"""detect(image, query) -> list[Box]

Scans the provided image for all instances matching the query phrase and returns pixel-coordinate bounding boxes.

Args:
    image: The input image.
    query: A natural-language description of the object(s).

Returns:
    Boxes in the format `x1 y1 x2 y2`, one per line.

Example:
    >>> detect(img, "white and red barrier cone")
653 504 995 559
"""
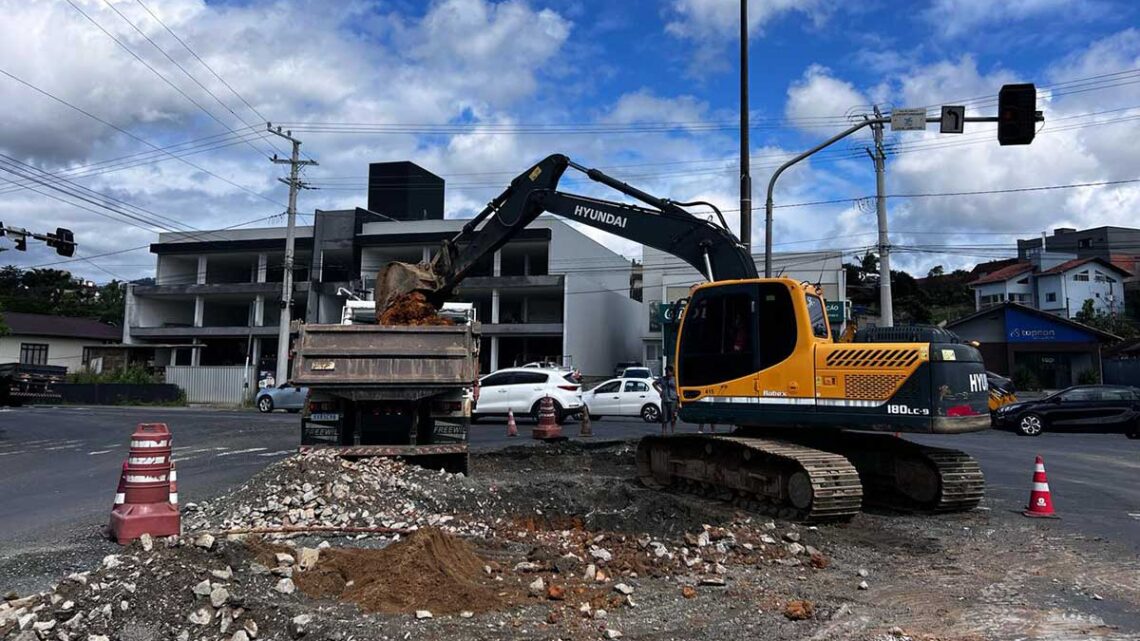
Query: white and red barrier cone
110 423 181 544
532 396 562 441
506 409 518 437
1024 455 1058 518
168 460 179 507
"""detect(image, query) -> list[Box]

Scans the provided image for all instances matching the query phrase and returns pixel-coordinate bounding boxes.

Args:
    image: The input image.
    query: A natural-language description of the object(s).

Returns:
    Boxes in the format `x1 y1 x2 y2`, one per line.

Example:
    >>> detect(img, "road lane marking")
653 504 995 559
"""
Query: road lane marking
216 447 268 457
88 450 114 455
1129 513 1140 520
43 444 81 451
176 447 222 456
257 449 294 457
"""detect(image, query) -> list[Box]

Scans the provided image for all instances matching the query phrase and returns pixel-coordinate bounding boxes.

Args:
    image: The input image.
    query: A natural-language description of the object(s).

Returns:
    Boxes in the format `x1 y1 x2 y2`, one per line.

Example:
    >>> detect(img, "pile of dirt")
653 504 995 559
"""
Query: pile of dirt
377 291 452 325
295 528 510 615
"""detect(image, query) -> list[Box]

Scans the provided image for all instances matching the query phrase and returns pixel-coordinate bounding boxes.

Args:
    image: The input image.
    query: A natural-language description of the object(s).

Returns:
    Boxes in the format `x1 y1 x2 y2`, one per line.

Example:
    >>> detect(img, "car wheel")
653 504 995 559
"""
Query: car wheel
1017 413 1044 436
257 396 274 413
641 404 660 423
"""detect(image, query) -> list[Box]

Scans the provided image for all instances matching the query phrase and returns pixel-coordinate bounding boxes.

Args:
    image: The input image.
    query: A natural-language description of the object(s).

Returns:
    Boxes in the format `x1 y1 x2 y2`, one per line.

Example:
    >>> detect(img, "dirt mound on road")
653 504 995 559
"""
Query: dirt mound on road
295 527 510 615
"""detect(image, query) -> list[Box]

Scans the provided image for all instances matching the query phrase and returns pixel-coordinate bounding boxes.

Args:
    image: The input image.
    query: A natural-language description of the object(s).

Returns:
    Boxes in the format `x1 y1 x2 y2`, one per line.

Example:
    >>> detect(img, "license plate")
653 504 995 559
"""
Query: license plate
310 413 340 422
310 360 336 371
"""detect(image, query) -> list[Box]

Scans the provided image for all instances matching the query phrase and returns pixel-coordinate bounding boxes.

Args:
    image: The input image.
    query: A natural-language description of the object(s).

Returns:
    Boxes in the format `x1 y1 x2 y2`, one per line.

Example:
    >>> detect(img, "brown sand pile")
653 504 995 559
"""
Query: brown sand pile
377 292 453 326
295 528 508 615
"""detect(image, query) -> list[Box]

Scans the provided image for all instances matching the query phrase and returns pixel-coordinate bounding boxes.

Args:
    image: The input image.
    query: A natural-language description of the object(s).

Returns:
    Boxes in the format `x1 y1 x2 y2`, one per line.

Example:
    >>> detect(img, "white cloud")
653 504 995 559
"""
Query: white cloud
785 65 871 128
923 0 1101 40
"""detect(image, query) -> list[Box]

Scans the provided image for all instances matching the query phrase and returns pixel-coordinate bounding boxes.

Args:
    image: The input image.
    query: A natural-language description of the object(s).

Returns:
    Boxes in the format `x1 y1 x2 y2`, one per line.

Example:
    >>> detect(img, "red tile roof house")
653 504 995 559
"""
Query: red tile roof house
0 312 120 372
969 257 1130 319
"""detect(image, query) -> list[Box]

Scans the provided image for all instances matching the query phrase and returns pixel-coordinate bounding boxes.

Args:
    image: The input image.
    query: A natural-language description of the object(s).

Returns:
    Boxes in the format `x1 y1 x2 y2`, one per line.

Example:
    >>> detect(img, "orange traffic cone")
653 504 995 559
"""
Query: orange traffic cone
507 409 518 437
1024 455 1058 518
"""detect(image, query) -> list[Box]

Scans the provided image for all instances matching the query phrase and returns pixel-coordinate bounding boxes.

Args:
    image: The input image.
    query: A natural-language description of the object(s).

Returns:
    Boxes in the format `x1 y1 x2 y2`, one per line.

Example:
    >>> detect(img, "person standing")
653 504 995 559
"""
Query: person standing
657 366 679 435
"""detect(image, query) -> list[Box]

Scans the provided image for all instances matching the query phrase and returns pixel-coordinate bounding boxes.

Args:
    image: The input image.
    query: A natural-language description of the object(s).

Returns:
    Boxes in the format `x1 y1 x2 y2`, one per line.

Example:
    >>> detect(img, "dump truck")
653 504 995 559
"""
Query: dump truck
291 302 477 474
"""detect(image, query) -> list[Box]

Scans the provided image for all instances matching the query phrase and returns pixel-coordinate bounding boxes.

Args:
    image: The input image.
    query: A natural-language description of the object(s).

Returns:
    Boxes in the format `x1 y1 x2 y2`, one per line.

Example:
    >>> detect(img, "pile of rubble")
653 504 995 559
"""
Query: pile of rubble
0 446 880 641
181 450 487 537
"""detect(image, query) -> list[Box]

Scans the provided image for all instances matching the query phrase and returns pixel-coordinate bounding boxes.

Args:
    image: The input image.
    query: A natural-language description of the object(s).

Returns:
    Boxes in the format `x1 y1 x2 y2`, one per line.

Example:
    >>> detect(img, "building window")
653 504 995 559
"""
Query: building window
1078 238 1092 248
979 294 1006 306
1016 278 1029 285
20 343 49 365
1045 292 1057 303
1073 271 1089 282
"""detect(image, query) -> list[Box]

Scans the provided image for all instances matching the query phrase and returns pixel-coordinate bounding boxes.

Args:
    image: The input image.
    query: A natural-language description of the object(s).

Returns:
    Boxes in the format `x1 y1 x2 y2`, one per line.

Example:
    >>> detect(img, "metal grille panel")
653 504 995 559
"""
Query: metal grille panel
844 374 907 400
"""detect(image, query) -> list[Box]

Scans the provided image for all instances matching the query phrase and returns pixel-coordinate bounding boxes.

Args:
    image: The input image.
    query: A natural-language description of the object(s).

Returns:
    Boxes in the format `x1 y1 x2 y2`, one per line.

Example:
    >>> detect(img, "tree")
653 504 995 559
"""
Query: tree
927 265 944 278
1074 298 1138 338
0 265 126 326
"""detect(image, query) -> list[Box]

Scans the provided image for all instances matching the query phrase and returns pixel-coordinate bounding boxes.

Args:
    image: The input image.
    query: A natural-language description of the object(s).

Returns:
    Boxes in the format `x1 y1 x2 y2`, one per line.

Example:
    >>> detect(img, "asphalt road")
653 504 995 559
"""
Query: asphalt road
0 407 1137 593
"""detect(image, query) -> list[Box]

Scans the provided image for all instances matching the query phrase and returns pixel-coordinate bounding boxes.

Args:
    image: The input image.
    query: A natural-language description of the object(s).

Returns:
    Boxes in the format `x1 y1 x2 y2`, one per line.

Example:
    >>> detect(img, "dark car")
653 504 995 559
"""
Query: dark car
994 385 1140 438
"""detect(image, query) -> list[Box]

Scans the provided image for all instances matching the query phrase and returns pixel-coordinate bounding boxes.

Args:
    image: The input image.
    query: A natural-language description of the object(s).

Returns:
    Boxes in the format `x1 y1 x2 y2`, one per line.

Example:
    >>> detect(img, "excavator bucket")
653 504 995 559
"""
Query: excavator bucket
374 261 440 318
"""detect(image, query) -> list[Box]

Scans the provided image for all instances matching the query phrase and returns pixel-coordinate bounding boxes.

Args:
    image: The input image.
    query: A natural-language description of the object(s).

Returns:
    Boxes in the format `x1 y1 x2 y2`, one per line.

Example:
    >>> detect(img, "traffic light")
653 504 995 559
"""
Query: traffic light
998 83 1038 145
10 230 26 251
46 227 75 257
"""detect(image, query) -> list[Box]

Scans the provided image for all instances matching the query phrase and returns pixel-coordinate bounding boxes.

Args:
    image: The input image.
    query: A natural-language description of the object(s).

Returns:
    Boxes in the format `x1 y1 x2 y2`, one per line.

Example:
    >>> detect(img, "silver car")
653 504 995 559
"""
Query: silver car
256 384 309 413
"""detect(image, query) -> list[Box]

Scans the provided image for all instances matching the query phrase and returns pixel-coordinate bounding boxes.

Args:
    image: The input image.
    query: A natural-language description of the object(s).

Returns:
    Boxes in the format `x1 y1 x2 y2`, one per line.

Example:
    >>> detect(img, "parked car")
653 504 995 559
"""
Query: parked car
583 378 662 423
620 367 654 380
256 384 309 413
520 361 571 372
993 384 1140 437
474 367 583 424
613 360 641 378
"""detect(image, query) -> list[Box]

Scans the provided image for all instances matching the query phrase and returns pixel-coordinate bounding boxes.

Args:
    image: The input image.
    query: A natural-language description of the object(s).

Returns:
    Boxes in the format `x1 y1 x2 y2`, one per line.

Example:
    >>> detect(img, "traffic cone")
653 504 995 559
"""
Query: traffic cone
112 461 127 508
1023 455 1058 518
532 396 563 440
507 409 518 437
168 461 178 507
580 406 592 438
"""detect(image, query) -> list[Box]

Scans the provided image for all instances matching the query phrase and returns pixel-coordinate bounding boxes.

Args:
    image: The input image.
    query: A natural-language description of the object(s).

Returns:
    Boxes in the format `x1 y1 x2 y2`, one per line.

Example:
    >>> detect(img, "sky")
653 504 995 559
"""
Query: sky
1 0 1139 283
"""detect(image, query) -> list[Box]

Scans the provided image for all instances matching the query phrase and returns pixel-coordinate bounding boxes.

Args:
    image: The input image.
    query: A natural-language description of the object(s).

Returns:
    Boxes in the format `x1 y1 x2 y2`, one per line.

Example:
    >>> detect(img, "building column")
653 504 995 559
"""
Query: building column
197 256 208 285
252 337 263 381
254 295 265 327
257 253 268 283
194 296 204 328
493 250 502 277
491 289 500 323
191 340 201 366
490 336 500 372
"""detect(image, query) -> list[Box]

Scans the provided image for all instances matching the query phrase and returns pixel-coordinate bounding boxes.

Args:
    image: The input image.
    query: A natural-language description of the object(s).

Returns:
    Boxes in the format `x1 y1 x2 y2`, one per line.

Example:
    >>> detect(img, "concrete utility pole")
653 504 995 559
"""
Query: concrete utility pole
268 124 317 386
867 106 893 327
739 0 752 252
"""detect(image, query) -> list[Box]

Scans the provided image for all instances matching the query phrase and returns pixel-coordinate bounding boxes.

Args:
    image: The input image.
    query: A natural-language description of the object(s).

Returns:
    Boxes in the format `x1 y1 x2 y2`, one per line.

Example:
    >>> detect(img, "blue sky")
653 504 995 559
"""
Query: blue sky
1 0 1139 281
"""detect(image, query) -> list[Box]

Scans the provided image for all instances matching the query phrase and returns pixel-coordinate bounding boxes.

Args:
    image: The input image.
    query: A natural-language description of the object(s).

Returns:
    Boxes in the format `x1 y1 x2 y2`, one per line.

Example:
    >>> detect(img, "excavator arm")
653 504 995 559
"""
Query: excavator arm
374 153 756 313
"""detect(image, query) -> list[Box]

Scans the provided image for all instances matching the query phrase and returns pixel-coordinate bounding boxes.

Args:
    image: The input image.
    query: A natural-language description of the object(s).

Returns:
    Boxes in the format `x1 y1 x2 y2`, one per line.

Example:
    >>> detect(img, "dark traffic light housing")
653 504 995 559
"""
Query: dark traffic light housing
998 83 1039 145
46 227 75 257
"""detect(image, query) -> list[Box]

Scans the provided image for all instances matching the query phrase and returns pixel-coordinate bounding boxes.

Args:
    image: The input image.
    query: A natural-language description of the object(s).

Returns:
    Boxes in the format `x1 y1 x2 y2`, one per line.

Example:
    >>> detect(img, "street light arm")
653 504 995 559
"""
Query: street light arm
763 118 884 277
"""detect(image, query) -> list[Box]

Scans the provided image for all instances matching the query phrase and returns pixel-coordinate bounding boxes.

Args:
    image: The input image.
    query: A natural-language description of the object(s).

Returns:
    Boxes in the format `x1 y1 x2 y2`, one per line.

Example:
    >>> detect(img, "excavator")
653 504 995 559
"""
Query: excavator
374 153 990 521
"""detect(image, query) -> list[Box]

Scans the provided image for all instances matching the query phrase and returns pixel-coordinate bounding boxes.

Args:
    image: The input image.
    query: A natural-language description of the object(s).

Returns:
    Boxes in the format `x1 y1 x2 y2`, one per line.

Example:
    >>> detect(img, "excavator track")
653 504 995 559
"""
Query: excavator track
635 435 863 522
806 432 986 514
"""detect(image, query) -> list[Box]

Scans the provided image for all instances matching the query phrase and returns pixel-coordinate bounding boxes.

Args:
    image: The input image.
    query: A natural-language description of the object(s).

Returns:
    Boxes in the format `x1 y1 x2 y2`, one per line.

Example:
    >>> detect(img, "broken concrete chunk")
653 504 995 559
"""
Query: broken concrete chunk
188 607 213 626
194 534 216 550
274 579 295 595
414 610 432 620
613 583 634 595
274 553 295 567
297 548 320 572
192 580 213 597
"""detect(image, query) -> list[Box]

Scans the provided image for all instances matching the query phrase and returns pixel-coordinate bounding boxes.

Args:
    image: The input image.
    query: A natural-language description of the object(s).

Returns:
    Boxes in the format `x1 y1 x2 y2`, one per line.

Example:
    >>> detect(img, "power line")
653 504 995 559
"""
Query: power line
0 66 285 208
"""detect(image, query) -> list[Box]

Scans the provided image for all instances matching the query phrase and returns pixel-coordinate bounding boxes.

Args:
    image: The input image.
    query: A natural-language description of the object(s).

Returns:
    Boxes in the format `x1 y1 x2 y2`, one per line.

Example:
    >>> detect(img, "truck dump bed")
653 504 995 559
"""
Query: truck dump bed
293 323 479 396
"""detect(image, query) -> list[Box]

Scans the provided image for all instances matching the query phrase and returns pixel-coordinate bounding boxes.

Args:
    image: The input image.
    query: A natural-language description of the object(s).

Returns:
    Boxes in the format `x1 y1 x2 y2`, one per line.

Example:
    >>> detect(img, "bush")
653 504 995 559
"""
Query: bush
1076 368 1100 385
67 364 158 385
1011 366 1040 392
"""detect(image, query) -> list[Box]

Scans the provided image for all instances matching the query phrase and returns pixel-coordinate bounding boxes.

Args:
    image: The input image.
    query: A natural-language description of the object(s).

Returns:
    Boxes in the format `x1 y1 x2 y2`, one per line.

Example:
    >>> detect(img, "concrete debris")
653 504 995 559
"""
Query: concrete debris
699 576 726 587
297 547 320 572
188 607 213 626
243 619 258 638
274 579 296 595
192 580 213 597
858 581 870 590
212 566 234 580
787 543 806 556
100 556 121 570
858 568 869 577
415 610 433 620
783 532 801 543
274 553 295 567
605 629 623 639
194 533 216 550
230 631 250 641
583 563 596 581
459 611 474 619
613 583 634 595
589 547 613 562
528 577 546 597
210 586 230 608
139 534 153 552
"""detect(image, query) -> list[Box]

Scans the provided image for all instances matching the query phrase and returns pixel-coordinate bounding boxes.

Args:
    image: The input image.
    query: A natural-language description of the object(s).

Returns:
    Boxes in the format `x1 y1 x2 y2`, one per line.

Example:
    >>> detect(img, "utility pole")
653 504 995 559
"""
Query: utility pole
739 0 752 253
268 124 317 386
866 106 893 327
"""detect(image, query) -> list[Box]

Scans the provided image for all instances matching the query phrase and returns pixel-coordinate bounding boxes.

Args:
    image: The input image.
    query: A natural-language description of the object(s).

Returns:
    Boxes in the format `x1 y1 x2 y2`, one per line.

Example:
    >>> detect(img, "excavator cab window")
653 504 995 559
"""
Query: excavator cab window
805 295 830 338
678 283 798 387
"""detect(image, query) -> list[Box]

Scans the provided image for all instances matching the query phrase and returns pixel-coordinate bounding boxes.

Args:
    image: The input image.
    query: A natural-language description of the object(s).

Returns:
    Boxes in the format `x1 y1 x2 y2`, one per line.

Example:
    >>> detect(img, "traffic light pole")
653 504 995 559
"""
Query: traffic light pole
762 114 1016 278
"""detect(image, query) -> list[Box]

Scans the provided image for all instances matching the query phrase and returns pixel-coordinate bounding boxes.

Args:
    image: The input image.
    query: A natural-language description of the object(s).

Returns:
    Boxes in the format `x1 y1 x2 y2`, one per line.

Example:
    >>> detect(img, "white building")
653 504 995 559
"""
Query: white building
638 248 848 373
0 312 121 372
123 210 644 377
970 253 1129 318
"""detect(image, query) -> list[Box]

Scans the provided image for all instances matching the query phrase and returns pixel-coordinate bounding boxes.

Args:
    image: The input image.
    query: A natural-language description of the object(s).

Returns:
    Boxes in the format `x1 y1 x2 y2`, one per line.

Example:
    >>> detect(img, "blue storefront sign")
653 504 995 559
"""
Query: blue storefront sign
1005 307 1096 343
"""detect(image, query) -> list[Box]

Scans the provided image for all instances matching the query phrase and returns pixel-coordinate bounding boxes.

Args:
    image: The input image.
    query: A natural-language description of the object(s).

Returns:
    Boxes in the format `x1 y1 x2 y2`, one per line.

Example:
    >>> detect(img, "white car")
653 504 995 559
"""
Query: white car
583 378 662 422
474 367 583 424
620 367 654 380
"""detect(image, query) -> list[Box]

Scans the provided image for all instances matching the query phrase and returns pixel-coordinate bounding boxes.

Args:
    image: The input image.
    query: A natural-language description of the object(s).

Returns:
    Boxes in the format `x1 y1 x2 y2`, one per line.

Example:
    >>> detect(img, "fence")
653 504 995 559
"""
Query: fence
57 383 182 405
1103 359 1140 387
164 365 254 406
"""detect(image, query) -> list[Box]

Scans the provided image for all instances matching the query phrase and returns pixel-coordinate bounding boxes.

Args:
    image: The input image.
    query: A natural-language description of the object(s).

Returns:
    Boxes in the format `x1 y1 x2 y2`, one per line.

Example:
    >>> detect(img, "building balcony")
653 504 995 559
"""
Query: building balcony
134 282 284 297
129 325 280 339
